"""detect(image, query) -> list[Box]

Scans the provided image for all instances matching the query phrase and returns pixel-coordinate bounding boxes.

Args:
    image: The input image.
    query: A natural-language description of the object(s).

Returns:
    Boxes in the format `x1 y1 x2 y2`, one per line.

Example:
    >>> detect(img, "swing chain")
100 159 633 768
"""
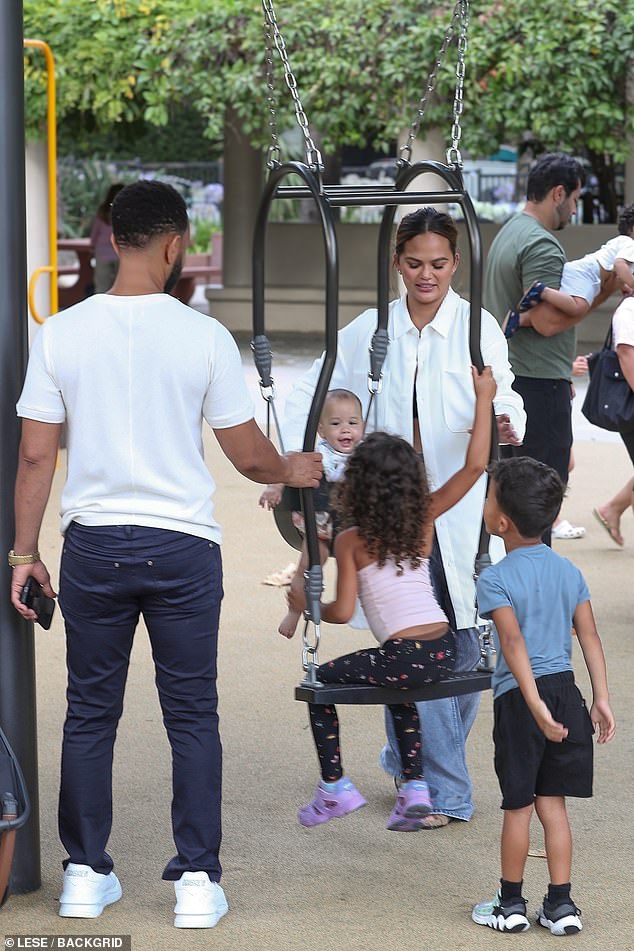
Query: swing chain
478 620 497 671
446 0 469 167
301 618 321 673
399 0 469 169
263 11 281 168
261 0 324 172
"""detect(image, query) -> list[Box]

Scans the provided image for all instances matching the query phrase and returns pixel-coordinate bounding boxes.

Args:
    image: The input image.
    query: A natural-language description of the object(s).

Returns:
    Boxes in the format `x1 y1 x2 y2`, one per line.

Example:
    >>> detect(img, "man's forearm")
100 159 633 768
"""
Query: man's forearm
530 300 588 337
13 455 57 552
13 421 61 553
214 419 322 487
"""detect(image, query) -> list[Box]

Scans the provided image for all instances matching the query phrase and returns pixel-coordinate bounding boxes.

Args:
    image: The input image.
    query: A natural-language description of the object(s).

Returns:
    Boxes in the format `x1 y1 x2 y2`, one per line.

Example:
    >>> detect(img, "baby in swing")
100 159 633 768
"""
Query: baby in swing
287 366 496 830
259 388 364 637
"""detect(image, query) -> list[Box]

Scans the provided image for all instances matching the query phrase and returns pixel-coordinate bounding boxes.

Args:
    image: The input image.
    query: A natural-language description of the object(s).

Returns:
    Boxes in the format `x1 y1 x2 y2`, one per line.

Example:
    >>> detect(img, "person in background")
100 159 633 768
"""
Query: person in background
551 355 589 541
592 294 634 546
90 183 124 293
503 202 634 338
484 153 585 546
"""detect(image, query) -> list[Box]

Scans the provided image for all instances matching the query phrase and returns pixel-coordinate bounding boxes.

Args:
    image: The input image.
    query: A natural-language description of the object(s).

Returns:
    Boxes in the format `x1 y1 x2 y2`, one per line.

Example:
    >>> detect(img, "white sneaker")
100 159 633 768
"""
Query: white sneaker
174 871 228 928
59 863 122 918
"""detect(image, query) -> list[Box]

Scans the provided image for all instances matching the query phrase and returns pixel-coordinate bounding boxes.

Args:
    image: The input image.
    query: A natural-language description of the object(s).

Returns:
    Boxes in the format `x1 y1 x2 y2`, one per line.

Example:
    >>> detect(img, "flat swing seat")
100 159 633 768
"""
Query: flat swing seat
295 667 492 705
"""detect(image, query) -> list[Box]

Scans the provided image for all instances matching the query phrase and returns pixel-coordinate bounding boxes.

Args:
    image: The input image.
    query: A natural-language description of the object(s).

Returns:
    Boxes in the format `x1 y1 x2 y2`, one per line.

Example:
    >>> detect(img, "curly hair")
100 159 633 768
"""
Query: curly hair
333 432 430 568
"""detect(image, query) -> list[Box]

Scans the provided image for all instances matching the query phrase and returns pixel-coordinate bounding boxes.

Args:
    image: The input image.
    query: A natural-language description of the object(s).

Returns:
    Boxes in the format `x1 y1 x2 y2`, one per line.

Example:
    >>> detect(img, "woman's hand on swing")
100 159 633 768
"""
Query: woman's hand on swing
259 483 283 509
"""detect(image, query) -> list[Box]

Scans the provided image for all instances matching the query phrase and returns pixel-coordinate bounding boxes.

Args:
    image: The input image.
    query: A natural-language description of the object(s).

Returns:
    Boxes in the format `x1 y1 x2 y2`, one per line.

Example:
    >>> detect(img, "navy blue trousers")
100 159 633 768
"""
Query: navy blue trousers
57 523 223 881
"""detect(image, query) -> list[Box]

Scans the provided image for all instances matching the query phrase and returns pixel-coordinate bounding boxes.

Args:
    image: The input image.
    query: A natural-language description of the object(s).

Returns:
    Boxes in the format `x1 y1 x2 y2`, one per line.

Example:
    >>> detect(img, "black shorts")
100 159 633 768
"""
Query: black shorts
493 671 594 810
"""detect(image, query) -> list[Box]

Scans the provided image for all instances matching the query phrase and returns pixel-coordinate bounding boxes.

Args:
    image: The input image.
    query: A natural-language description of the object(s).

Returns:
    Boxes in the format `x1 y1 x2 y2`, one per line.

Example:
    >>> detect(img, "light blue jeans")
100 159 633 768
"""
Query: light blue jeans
380 625 481 820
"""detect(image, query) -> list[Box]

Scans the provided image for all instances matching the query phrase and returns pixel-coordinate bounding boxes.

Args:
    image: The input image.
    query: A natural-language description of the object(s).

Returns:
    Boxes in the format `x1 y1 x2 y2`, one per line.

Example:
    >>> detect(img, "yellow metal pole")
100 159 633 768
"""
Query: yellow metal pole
24 39 57 321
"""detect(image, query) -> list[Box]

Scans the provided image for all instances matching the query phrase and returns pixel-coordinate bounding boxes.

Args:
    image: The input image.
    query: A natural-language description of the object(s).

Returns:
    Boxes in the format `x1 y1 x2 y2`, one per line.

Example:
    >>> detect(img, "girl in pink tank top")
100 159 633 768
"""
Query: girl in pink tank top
287 366 496 831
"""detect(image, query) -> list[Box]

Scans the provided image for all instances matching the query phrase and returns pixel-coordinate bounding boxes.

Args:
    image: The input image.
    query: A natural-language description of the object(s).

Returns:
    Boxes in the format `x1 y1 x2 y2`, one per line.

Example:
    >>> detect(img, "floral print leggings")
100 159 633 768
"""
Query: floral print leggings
308 632 456 783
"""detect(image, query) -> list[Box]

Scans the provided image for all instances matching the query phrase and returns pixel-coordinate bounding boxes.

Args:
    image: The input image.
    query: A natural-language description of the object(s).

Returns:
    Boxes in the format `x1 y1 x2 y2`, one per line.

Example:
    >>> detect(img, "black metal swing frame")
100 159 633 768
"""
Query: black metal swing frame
252 0 495 704
252 160 496 704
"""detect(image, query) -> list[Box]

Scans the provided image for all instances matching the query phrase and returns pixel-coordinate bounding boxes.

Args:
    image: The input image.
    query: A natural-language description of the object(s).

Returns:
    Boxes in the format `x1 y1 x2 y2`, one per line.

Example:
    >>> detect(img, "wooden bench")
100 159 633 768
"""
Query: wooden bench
295 668 493 705
173 258 222 304
57 241 223 309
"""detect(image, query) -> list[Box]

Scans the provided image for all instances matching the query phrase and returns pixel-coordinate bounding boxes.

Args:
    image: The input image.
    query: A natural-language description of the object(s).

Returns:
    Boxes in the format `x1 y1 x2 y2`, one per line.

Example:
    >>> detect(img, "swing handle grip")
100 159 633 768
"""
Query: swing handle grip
369 328 389 387
303 563 324 627
251 334 274 389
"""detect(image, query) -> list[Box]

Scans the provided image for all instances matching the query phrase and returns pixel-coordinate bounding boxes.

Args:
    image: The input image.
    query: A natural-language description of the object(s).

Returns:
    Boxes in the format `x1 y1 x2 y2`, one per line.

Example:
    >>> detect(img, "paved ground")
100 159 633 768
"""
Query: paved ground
3 329 634 950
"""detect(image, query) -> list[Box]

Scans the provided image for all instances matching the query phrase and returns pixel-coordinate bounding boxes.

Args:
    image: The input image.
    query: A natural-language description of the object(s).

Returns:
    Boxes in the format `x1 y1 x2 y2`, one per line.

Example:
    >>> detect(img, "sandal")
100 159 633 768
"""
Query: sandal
592 508 624 547
552 519 586 540
517 281 545 312
418 813 454 830
503 281 547 339
502 308 521 339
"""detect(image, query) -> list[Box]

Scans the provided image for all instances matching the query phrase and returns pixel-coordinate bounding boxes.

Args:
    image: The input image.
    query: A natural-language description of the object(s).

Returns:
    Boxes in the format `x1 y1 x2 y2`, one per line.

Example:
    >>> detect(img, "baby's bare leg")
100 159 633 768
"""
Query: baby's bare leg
279 537 331 638
278 548 307 638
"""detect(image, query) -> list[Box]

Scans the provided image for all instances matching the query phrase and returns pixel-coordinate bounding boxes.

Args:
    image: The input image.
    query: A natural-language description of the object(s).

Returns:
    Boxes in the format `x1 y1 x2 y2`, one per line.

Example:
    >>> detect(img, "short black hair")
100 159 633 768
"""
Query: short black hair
618 203 634 236
111 180 189 249
526 153 585 202
488 456 565 538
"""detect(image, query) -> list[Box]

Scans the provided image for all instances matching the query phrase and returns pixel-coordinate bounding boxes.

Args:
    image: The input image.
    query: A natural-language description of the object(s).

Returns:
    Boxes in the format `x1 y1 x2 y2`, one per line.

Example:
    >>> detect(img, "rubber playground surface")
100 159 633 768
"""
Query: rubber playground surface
3 338 634 950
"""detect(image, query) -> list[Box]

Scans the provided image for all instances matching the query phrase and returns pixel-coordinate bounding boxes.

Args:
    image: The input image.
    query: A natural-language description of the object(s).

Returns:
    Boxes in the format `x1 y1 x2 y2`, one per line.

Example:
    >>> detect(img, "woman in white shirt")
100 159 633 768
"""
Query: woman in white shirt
283 207 526 828
593 294 634 547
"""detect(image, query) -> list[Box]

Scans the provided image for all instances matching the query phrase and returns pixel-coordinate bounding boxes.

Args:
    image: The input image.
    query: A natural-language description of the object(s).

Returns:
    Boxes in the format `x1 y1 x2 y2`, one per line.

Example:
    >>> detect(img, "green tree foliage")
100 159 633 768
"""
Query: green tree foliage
467 0 634 216
24 0 634 183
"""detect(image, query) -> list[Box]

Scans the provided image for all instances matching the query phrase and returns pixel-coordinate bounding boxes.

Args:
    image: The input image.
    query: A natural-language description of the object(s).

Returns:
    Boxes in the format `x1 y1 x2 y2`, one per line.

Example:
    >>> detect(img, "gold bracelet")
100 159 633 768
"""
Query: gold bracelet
7 550 41 567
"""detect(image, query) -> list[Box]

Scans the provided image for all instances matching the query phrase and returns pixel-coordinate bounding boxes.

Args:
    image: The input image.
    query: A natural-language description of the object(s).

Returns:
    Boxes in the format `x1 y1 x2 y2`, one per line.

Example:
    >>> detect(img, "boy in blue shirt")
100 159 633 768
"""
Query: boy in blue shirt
472 457 615 935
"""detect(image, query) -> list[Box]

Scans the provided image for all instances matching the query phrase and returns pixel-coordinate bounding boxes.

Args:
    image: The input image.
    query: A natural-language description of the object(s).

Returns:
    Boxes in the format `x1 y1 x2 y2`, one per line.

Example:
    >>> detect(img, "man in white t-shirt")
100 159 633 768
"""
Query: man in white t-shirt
8 181 322 928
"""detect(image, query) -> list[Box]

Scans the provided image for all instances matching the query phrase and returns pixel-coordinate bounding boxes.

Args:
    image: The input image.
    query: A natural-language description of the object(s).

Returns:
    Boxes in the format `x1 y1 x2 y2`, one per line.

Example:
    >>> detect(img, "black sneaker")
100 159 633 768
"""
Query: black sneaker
472 890 530 932
537 896 582 935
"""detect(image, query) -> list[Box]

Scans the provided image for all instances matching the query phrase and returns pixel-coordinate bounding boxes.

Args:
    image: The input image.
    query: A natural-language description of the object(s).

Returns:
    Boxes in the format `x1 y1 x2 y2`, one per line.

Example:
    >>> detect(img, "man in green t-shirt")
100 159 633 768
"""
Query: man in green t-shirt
484 153 585 545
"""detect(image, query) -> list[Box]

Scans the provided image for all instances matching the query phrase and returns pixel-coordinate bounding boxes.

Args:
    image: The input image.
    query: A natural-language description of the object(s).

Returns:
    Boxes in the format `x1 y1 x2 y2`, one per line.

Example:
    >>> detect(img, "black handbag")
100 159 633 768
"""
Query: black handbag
581 324 634 433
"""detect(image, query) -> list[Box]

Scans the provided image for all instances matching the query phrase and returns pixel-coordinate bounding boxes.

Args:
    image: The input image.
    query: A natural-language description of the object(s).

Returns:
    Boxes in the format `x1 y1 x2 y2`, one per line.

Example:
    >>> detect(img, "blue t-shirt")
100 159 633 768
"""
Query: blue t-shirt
476 544 590 699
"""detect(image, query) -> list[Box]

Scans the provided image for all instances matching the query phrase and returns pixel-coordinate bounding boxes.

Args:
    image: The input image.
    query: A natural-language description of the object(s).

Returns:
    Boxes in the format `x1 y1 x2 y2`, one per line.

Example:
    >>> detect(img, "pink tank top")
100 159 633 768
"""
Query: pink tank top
357 557 449 646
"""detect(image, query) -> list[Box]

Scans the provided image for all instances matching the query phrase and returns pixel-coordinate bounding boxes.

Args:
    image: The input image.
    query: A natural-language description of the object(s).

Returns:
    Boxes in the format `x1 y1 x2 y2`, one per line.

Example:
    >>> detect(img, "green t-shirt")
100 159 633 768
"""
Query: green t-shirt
484 213 575 380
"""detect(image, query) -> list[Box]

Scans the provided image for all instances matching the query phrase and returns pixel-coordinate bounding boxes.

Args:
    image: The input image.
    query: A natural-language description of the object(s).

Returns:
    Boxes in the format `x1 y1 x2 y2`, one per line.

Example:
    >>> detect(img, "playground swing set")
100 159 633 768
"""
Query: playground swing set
250 0 497 707
1 0 496 906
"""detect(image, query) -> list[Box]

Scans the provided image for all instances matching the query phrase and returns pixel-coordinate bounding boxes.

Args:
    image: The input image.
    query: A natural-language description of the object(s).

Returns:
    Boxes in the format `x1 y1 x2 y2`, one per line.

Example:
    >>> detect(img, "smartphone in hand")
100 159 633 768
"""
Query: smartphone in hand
19 577 56 629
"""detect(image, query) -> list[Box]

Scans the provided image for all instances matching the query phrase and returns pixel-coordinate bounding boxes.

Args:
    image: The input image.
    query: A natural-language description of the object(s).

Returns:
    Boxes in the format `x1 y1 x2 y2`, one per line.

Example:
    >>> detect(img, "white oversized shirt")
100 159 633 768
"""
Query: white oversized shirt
283 289 526 629
16 293 255 543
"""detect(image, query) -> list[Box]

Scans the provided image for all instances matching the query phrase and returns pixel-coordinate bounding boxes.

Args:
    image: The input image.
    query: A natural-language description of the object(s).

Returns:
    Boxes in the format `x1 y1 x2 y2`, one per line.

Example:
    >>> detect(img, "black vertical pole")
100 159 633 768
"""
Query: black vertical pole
0 0 41 892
